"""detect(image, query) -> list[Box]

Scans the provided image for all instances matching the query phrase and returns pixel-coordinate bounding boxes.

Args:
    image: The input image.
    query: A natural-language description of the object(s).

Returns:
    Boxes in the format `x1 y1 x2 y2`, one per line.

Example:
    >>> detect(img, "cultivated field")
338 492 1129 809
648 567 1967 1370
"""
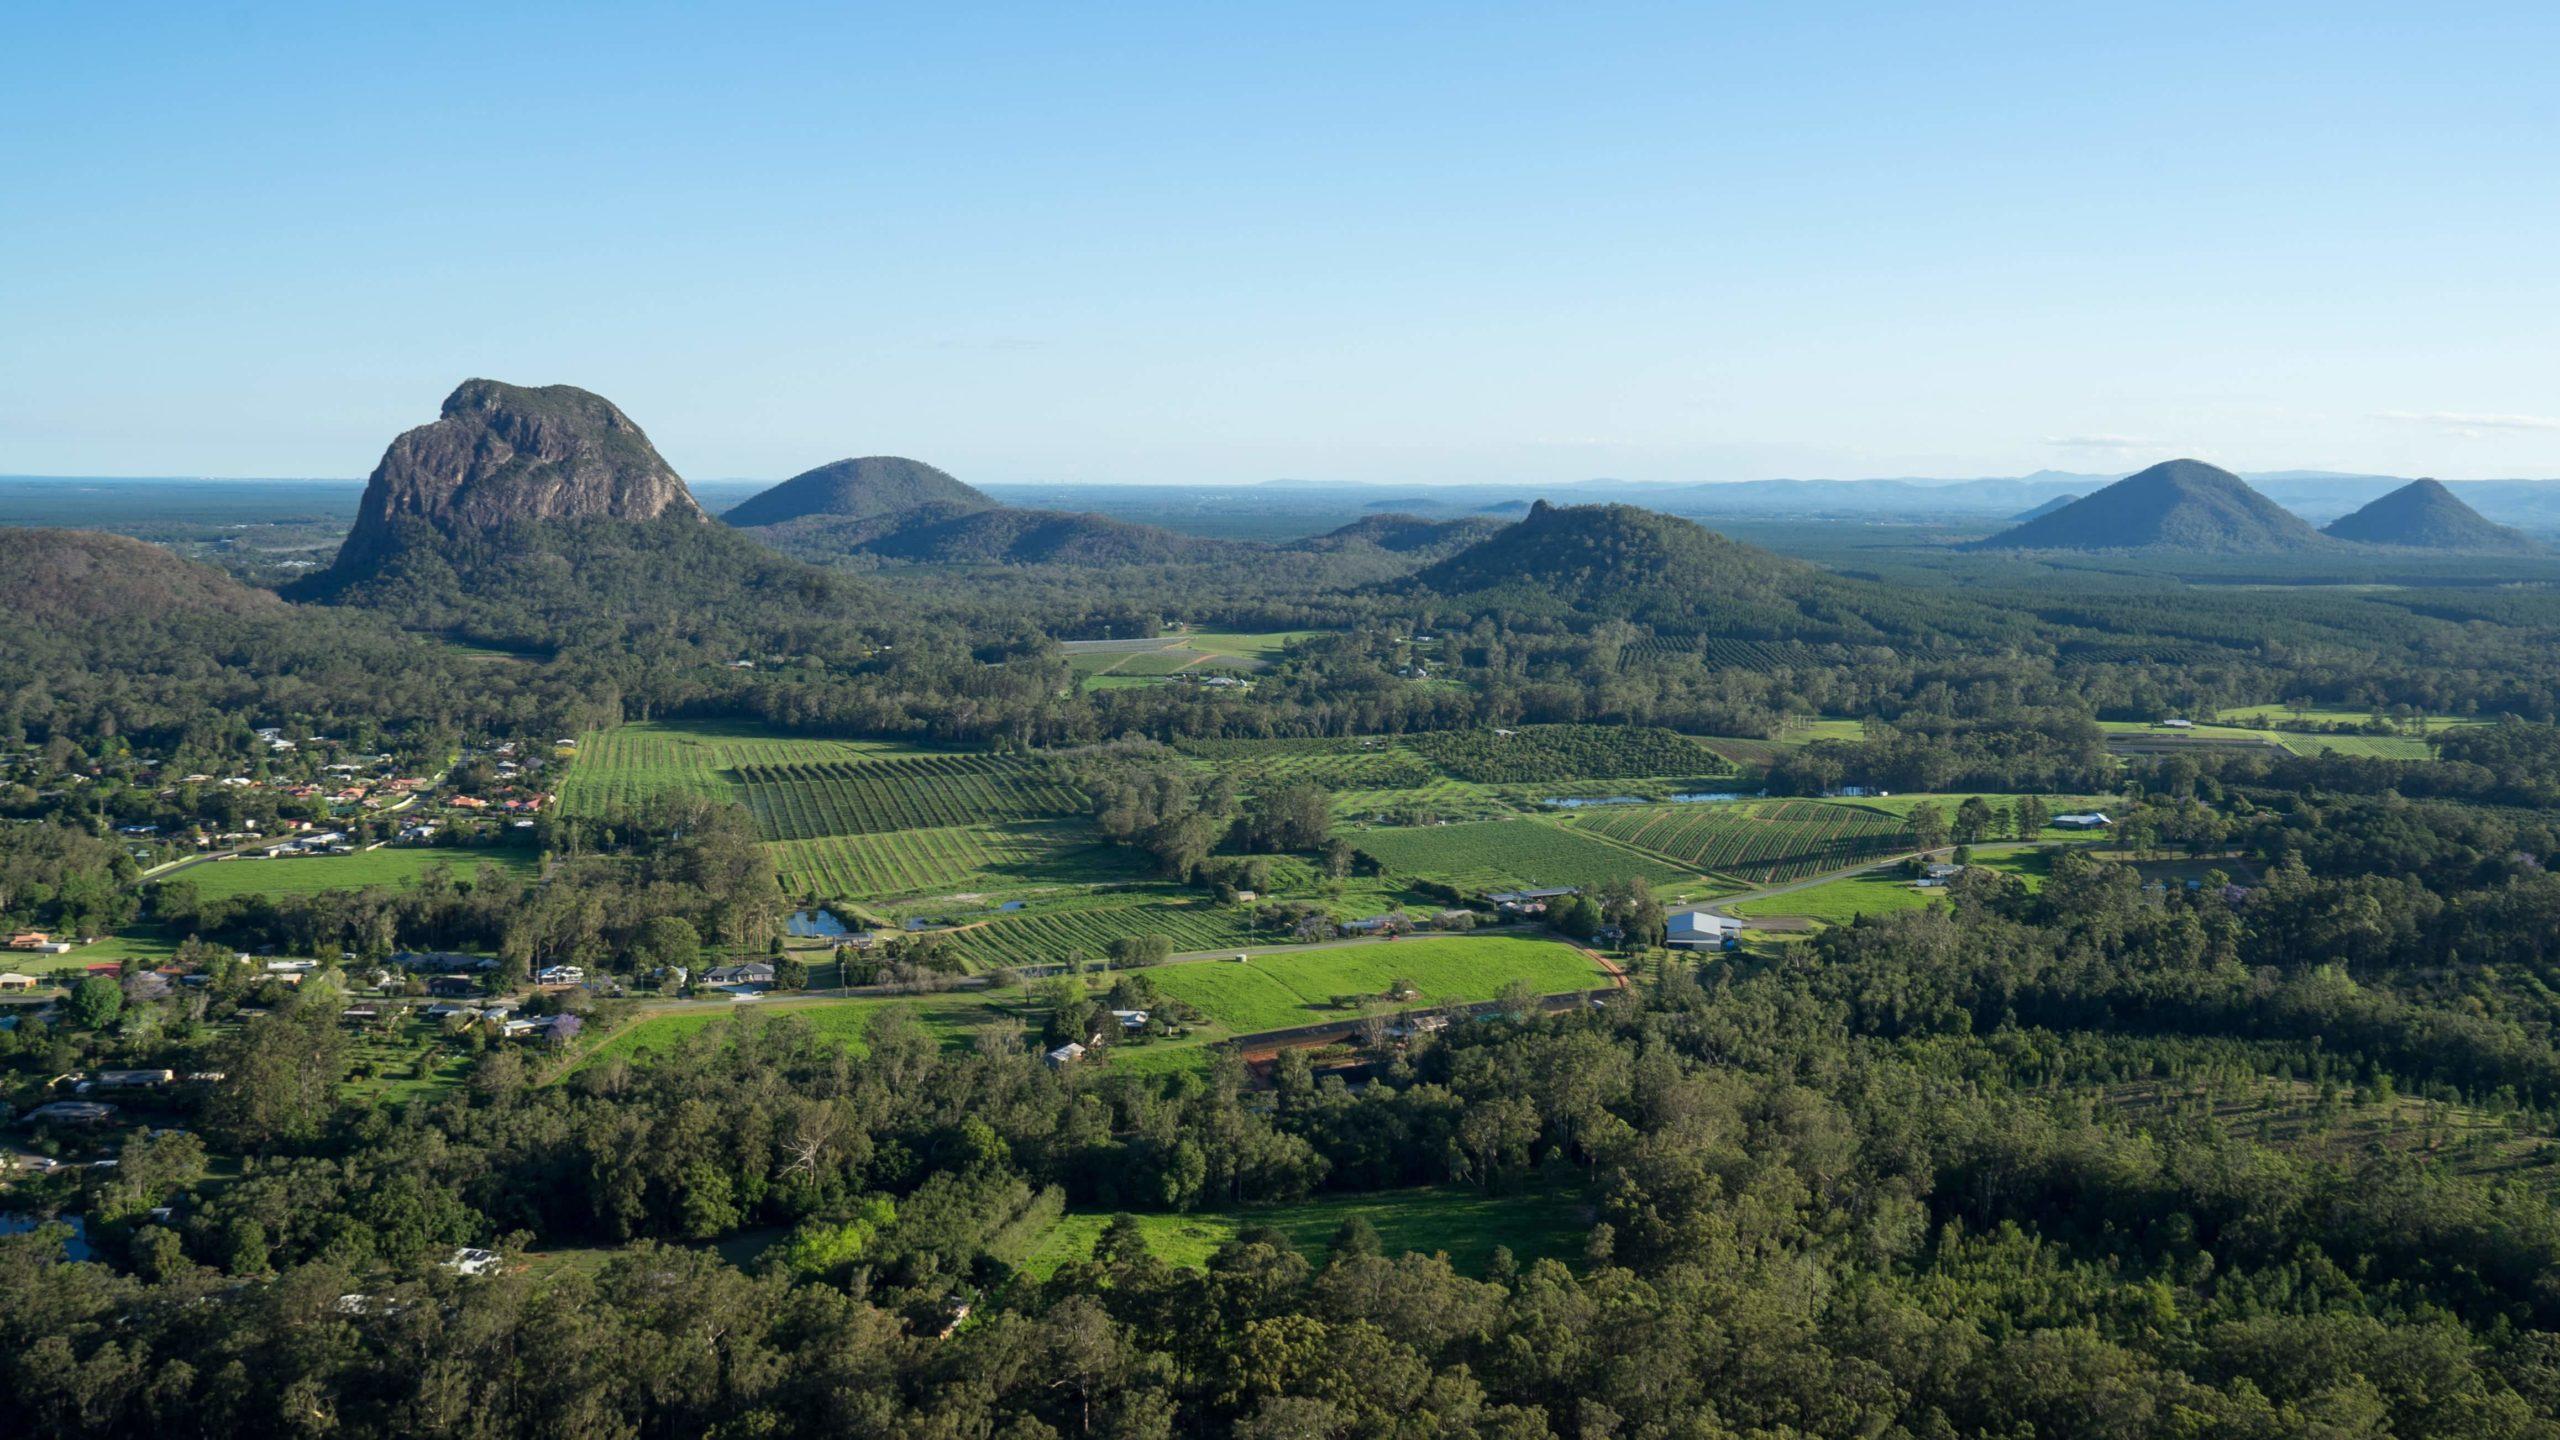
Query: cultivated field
554 722 927 816
767 821 1139 903
936 898 1269 971
734 755 1086 839
1572 799 1908 885
166 846 538 902
1348 818 1694 892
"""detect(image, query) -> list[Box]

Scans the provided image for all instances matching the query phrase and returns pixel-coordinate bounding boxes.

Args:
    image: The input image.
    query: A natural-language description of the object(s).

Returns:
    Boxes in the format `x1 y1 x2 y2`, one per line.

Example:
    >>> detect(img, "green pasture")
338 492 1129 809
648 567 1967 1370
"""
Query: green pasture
163 846 537 902
1020 1183 1589 1279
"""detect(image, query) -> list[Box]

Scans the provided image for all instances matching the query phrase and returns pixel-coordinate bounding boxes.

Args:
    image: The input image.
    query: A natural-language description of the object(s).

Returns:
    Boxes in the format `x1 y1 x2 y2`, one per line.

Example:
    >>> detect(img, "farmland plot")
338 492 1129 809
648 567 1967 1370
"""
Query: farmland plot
1349 818 1693 891
1574 799 1909 885
938 901 1268 971
734 755 1087 839
769 820 1139 902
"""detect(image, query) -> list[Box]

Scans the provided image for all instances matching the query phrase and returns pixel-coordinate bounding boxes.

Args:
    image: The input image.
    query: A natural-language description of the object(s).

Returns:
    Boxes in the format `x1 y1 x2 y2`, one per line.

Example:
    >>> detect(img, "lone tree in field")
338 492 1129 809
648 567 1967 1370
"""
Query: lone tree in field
1954 796 1996 845
2013 795 2051 840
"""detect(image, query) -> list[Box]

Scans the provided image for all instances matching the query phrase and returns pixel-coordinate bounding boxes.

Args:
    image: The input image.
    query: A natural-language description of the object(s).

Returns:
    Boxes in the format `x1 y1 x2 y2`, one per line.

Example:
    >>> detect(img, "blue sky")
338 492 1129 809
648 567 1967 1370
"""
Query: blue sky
6 2 2558 483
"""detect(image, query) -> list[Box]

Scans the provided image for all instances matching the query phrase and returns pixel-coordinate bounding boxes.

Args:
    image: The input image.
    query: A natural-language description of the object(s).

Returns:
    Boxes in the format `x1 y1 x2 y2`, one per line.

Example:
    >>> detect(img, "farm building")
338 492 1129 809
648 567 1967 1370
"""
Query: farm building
2052 812 2113 830
0 972 39 992
1045 1041 1087 1068
1664 911 1742 950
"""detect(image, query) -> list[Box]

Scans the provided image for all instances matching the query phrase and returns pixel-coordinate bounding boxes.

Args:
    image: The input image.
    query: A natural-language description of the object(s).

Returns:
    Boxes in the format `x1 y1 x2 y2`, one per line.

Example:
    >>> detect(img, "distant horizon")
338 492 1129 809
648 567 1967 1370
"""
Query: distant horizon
11 7 2560 484
10 465 2560 490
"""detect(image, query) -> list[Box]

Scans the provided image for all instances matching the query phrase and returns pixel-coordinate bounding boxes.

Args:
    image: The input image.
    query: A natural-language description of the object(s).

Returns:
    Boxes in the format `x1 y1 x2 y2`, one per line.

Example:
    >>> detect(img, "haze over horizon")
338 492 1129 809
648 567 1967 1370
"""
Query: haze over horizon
8 3 2559 485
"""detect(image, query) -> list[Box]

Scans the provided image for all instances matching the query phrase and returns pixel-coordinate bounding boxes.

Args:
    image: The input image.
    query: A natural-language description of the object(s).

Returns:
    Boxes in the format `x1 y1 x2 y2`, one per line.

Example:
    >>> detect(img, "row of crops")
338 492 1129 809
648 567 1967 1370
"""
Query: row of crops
735 758 1089 840
1574 799 1910 885
1408 725 1732 783
937 902 1269 971
768 821 1128 901
1174 738 1438 789
1349 818 1694 892
557 724 977 817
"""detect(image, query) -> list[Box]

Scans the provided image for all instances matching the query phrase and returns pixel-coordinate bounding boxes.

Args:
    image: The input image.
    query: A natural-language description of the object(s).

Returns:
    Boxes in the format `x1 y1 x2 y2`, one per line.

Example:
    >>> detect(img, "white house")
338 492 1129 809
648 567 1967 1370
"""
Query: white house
1664 910 1742 949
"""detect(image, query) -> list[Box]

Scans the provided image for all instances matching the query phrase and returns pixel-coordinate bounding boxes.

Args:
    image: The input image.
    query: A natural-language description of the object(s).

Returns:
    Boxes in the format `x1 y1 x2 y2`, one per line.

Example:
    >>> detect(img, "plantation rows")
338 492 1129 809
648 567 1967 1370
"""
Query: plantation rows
769 821 1107 901
938 904 1265 971
1409 725 1731 784
558 724 973 818
1350 819 1692 891
735 758 1088 840
1577 799 1910 885
1702 638 1825 670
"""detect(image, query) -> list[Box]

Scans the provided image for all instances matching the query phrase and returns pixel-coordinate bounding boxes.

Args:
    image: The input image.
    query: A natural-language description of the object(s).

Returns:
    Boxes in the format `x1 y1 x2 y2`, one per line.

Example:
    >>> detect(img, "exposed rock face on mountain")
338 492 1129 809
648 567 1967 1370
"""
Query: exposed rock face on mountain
0 529 280 625
723 457 994 529
1974 459 2329 553
330 379 704 573
2321 478 2542 552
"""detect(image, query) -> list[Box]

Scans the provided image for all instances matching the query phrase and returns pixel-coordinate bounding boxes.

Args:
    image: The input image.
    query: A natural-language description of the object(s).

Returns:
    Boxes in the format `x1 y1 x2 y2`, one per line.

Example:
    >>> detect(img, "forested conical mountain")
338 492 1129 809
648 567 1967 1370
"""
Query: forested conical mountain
328 379 705 575
1404 500 1849 628
1292 513 1507 556
723 456 994 528
1975 459 2329 552
2321 478 2541 551
0 529 280 625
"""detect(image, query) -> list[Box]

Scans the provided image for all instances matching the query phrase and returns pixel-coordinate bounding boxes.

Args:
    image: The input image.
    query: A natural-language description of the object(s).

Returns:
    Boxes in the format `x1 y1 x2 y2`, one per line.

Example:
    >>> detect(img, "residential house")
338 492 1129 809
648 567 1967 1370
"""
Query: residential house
1045 1041 1087 1068
705 962 777 988
0 973 38 992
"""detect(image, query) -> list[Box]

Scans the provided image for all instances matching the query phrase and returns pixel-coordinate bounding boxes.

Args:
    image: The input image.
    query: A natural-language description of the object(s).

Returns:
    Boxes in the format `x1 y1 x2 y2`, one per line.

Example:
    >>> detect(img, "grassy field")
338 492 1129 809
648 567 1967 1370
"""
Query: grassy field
1730 846 2055 925
2210 703 2487 731
1347 818 1693 891
568 934 1609 1076
1060 629 1318 682
1020 1184 1589 1279
163 846 537 902
1144 934 1607 1033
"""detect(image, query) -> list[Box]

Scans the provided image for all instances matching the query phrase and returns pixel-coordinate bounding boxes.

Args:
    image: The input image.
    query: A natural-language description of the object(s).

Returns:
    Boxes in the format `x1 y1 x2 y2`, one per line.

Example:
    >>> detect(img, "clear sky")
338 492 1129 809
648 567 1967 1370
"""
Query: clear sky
6 2 2559 484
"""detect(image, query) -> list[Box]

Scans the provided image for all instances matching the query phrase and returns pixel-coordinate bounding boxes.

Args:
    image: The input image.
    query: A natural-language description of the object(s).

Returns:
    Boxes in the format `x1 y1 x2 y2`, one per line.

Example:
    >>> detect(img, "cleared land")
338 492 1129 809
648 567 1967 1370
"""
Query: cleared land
1571 799 1908 885
1022 1184 1588 1278
1144 934 1607 1033
1061 629 1317 682
1348 818 1694 892
166 846 537 902
571 934 1608 1076
1730 846 2054 925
